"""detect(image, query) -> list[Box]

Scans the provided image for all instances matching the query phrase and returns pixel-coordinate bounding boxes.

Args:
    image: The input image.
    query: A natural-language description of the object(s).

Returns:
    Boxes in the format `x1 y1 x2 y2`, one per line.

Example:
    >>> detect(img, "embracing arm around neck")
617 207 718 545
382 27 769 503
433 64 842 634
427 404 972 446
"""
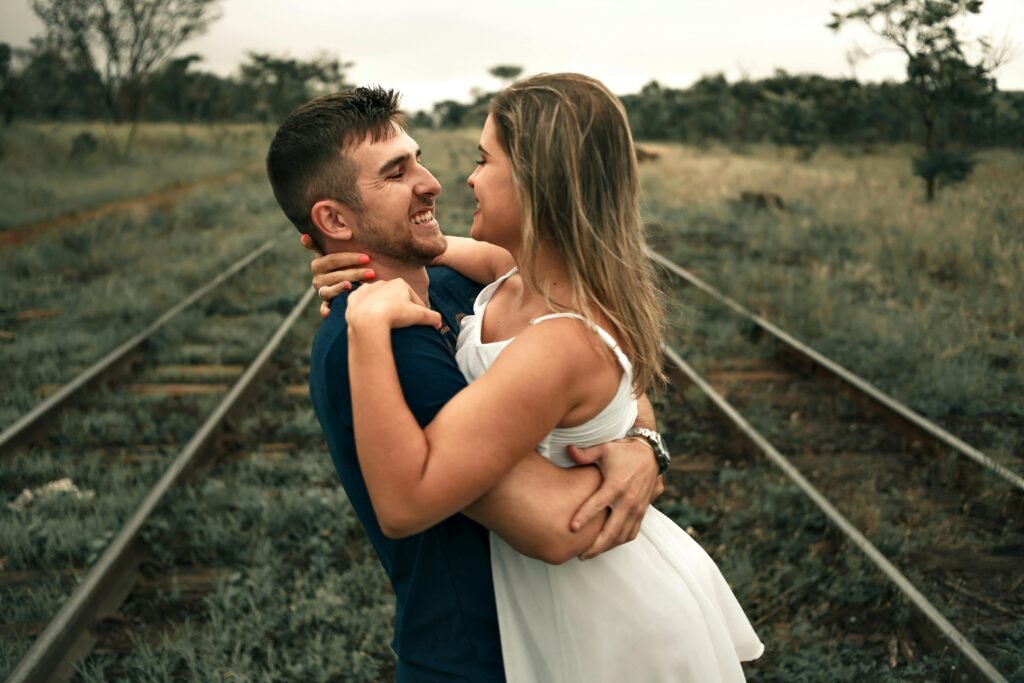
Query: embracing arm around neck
432 236 515 285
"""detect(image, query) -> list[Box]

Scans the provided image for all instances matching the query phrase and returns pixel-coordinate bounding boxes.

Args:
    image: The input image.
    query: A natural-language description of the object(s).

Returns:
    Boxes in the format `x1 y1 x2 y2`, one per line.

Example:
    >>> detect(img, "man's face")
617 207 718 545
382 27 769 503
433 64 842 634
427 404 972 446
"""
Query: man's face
347 126 446 265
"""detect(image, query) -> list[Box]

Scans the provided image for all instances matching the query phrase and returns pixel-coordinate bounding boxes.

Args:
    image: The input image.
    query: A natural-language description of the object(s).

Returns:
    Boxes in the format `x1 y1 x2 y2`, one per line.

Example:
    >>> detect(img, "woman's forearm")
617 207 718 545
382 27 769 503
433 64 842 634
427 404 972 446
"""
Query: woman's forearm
346 298 583 536
347 321 433 537
434 236 514 284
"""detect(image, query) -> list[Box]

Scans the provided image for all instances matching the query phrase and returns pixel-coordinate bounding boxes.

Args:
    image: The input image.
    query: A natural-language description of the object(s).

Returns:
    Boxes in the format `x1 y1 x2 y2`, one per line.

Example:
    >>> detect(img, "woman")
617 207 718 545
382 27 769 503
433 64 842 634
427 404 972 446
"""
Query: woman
324 73 762 681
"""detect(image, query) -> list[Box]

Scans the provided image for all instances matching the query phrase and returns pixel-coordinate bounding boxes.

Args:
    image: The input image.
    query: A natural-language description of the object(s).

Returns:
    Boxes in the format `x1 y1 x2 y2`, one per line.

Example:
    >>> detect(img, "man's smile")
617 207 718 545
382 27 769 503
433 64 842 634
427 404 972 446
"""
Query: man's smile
411 209 436 225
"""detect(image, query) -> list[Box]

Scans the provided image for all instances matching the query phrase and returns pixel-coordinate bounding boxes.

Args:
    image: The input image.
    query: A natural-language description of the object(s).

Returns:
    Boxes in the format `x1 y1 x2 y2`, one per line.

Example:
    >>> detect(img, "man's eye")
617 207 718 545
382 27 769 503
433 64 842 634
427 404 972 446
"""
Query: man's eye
388 171 404 179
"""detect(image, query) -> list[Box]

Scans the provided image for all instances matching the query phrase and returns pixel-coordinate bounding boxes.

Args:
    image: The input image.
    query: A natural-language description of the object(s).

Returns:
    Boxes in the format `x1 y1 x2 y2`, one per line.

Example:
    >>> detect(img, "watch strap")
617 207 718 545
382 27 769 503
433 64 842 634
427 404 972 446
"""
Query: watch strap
625 427 670 474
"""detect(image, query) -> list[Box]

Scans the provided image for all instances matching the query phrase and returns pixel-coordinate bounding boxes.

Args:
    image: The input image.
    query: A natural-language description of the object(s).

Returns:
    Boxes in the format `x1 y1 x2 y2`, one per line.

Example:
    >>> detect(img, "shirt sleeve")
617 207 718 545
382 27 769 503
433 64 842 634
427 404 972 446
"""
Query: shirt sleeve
391 325 469 428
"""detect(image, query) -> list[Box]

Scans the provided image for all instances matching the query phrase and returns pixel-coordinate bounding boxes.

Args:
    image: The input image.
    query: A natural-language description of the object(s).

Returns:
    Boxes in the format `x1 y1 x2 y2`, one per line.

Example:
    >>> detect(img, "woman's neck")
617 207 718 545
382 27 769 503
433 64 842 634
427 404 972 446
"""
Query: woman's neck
510 247 577 315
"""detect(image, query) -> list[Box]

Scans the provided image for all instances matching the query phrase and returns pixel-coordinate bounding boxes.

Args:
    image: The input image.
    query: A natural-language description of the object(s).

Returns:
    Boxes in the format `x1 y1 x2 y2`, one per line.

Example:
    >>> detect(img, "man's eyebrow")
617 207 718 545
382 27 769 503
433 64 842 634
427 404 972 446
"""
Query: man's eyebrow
377 148 422 176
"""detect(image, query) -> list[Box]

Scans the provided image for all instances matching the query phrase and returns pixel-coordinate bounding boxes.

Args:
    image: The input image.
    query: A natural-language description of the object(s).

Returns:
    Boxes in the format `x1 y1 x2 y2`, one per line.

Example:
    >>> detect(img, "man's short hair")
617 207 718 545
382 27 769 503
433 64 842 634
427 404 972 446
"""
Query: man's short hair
266 87 406 252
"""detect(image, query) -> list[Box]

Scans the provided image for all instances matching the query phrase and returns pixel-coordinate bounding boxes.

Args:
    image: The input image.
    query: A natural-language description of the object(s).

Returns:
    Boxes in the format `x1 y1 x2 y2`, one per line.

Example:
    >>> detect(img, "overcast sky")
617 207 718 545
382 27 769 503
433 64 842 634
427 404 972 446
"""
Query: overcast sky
2 0 1021 112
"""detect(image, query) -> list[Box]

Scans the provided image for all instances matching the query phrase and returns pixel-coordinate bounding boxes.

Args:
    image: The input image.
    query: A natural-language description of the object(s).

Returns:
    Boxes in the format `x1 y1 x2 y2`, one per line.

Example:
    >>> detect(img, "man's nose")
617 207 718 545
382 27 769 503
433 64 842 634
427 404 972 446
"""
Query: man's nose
417 166 442 198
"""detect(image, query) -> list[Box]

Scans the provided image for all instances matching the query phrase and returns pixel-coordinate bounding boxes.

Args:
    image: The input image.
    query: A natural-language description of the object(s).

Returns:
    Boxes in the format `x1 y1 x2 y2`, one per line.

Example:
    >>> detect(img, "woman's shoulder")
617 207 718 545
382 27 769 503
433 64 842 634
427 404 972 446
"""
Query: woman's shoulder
505 312 620 374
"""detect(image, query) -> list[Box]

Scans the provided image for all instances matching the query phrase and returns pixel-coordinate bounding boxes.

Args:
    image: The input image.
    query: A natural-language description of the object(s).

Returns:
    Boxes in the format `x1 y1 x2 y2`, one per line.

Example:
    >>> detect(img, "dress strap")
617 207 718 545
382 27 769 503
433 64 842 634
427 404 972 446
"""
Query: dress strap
529 313 632 374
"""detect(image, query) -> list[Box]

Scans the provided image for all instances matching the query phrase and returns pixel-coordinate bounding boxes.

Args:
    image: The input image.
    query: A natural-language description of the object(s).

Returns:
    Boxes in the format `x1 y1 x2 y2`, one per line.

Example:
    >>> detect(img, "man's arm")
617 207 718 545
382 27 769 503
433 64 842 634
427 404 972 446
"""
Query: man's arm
463 394 662 565
461 440 655 564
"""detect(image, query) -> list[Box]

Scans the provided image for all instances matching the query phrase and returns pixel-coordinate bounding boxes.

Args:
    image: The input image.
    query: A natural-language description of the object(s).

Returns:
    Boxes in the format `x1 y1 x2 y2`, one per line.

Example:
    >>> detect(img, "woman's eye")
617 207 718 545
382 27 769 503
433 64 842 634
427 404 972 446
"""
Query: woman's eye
474 159 484 166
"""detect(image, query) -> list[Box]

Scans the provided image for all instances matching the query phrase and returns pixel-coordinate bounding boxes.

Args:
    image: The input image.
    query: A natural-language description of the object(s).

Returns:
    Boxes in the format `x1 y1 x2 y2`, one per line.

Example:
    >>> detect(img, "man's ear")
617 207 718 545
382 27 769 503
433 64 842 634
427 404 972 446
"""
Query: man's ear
310 199 354 242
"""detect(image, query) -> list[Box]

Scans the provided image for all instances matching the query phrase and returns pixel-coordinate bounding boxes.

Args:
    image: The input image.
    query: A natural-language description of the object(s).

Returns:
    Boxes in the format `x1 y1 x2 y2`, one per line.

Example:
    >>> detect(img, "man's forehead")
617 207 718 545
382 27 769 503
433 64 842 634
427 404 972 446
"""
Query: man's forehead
349 128 418 172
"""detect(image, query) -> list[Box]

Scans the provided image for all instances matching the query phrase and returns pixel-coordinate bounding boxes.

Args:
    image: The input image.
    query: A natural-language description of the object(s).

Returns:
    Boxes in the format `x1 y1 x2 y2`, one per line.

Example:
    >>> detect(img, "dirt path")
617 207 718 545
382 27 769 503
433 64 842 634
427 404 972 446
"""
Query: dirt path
0 162 264 248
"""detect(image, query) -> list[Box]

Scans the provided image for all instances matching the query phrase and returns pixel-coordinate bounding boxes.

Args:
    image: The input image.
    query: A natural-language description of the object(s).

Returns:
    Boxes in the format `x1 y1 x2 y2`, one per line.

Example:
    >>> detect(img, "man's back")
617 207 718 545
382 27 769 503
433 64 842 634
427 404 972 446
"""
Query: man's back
309 266 504 681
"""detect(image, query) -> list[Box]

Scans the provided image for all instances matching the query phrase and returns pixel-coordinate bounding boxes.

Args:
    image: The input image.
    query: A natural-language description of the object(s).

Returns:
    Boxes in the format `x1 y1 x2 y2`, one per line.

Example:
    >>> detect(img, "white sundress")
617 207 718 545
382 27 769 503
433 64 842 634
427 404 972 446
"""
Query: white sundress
455 269 764 683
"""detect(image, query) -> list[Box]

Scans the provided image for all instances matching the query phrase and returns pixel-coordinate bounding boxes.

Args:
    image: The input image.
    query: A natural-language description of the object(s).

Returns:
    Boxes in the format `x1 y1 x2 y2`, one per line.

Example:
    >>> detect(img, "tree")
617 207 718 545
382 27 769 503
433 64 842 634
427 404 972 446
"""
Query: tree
238 52 351 123
10 36 106 121
31 0 223 154
489 64 523 87
145 53 203 120
0 43 15 126
829 0 999 200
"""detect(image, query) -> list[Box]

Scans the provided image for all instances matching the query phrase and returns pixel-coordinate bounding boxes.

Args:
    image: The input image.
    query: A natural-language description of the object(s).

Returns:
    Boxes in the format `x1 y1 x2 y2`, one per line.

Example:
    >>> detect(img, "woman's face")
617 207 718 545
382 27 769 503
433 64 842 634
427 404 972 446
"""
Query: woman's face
467 114 522 251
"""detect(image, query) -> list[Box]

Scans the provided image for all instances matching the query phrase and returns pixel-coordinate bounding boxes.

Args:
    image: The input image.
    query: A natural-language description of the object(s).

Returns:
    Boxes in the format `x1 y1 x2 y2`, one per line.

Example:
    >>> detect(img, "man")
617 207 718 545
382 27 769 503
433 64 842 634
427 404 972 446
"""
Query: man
266 87 667 682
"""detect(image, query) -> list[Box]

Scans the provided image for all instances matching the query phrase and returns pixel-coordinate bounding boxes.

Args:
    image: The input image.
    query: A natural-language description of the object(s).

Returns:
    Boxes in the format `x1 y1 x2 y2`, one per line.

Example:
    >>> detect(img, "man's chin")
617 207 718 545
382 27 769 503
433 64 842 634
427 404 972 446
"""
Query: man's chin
413 234 447 263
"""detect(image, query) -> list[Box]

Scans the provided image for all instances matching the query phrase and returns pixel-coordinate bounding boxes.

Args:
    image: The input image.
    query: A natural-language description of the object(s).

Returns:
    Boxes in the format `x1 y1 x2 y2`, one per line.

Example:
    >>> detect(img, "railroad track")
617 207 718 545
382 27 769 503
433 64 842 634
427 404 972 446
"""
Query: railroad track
2 244 1019 681
0 237 322 680
650 249 1022 683
0 235 281 453
3 284 399 681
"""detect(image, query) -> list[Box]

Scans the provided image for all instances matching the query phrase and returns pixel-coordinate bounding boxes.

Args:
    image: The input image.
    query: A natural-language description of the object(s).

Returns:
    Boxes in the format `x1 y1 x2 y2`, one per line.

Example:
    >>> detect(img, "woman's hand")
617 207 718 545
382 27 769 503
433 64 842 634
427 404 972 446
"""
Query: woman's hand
300 234 376 317
346 279 442 331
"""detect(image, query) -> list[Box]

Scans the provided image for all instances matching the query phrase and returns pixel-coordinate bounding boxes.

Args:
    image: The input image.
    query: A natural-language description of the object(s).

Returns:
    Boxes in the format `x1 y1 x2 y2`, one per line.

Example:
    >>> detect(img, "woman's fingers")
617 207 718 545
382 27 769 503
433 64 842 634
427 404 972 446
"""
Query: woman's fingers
310 251 371 283
347 279 441 329
312 268 375 292
311 251 370 274
317 281 351 304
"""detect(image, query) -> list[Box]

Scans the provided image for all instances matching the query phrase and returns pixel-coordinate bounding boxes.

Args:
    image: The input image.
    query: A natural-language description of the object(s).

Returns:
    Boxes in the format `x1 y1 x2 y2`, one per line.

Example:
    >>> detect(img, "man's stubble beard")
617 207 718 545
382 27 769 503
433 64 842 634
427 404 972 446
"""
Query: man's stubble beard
356 210 447 266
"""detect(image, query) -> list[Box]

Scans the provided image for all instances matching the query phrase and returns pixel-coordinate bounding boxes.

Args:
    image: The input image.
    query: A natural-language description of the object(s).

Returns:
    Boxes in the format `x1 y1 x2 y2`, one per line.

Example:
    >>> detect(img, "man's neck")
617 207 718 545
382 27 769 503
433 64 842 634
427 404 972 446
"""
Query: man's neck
365 255 431 308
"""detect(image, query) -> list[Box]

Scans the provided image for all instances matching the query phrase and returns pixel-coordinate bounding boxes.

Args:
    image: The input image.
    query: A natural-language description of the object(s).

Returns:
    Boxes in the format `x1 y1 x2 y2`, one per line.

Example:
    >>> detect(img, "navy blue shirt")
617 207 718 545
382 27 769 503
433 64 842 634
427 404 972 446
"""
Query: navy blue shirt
309 266 504 681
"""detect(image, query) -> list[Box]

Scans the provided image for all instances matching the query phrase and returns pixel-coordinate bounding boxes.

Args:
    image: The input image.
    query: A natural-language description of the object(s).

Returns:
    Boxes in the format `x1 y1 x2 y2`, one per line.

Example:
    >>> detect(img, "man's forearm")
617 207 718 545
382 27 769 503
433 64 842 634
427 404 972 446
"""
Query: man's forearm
462 453 604 564
636 393 656 430
463 395 661 563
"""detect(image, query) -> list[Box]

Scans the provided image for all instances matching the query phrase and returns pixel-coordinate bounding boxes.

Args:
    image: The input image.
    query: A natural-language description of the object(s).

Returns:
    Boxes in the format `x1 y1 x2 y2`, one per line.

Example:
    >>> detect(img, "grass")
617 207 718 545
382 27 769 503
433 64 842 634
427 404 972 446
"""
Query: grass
0 180 304 428
635 143 1023 475
2 124 1020 680
0 122 273 230
66 310 398 682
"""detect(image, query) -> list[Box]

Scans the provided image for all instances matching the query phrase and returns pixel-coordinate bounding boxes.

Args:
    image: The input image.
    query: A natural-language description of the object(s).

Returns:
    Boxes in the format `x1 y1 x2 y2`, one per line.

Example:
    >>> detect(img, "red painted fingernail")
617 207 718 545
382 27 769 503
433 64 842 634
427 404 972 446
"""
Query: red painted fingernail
364 269 376 279
342 281 352 291
321 308 328 318
358 254 370 264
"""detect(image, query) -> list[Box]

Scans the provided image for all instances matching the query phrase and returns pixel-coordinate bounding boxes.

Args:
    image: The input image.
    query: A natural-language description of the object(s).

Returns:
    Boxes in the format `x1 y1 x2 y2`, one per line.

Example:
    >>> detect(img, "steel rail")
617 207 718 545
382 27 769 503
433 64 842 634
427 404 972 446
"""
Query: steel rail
662 344 1009 683
5 287 317 683
0 235 281 454
648 248 1024 494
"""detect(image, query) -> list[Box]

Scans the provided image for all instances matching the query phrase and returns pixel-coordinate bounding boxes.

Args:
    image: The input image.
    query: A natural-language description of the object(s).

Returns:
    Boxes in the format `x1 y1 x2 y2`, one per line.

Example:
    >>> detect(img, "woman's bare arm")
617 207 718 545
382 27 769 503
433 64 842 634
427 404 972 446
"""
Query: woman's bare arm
433 236 515 284
347 281 601 537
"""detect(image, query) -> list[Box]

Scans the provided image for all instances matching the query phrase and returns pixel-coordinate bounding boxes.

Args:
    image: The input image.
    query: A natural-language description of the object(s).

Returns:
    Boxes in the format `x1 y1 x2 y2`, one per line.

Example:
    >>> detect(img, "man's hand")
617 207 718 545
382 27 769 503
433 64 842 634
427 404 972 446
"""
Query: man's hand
300 234 376 317
567 438 664 560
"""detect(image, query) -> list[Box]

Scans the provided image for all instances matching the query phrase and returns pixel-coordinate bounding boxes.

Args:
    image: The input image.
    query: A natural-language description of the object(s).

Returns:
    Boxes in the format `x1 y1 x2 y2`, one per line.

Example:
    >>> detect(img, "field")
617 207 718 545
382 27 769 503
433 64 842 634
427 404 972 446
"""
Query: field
1 122 1021 680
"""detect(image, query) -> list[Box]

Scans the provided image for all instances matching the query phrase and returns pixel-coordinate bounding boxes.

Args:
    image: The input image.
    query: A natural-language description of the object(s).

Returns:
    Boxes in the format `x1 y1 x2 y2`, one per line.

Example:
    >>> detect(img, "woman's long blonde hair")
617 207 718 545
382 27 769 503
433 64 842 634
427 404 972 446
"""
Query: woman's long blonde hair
490 73 665 396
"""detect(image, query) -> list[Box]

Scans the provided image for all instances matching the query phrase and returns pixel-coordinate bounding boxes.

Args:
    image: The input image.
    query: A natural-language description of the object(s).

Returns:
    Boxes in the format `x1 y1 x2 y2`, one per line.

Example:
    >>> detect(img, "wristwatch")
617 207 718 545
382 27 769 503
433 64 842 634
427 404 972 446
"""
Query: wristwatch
625 427 671 475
